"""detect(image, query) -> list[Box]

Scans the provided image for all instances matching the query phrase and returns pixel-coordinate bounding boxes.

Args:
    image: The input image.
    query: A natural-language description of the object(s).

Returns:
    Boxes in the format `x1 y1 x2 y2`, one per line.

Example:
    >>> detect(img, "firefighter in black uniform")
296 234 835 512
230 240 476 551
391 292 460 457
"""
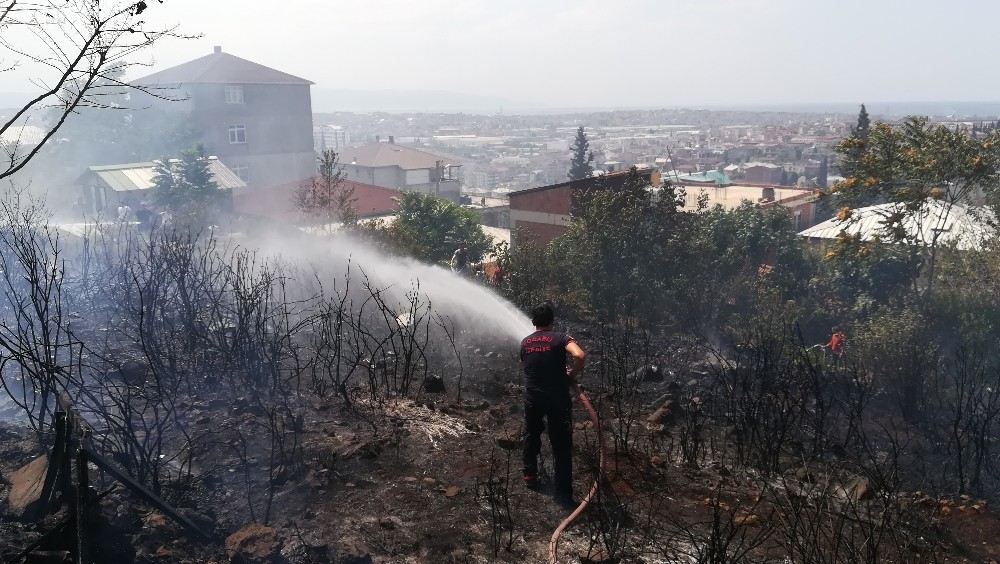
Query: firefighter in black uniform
520 302 586 508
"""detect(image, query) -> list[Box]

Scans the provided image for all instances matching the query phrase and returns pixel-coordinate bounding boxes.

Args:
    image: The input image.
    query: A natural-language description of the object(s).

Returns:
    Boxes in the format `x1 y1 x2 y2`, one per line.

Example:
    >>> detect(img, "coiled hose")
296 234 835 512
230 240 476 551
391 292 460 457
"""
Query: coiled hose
548 383 605 563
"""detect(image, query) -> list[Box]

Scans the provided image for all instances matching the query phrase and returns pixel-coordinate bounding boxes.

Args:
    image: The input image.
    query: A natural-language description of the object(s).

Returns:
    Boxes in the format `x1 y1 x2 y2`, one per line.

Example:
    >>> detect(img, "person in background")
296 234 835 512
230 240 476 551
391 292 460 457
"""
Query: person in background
827 326 846 355
134 201 153 227
520 302 586 508
450 242 469 274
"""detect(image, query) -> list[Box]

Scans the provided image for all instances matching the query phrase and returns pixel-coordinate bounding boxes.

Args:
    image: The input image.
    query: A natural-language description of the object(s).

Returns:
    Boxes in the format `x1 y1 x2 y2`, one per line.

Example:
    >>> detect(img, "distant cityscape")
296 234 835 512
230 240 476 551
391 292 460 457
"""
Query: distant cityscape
2 46 998 247
316 109 850 195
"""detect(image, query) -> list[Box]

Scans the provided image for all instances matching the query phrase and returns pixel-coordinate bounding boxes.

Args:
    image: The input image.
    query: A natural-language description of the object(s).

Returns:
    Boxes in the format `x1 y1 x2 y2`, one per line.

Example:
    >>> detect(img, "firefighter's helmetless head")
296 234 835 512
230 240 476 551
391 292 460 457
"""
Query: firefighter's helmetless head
531 302 555 329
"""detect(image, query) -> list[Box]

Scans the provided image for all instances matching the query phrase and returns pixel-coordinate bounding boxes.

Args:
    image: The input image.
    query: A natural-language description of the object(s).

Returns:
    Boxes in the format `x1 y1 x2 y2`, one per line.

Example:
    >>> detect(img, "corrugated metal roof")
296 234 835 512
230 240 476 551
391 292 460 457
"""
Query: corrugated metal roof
87 160 247 192
799 200 994 251
93 169 141 191
54 222 139 238
0 125 46 148
209 160 246 189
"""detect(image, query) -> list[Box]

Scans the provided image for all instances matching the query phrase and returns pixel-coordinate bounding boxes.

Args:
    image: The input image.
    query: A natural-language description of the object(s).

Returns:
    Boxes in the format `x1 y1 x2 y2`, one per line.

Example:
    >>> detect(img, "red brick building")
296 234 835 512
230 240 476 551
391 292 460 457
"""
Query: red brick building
509 169 660 246
234 178 401 222
760 189 819 231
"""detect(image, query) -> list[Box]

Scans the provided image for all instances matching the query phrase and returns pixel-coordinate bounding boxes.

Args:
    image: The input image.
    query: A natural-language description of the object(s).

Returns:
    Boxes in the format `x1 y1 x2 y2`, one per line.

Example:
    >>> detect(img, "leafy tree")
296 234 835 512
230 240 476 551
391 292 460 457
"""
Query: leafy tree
297 149 357 229
364 192 492 265
933 237 1000 346
494 235 559 309
556 168 691 326
835 117 1000 221
814 232 921 317
829 117 1000 297
500 164 815 331
698 203 808 288
682 202 810 331
151 145 228 224
568 126 594 180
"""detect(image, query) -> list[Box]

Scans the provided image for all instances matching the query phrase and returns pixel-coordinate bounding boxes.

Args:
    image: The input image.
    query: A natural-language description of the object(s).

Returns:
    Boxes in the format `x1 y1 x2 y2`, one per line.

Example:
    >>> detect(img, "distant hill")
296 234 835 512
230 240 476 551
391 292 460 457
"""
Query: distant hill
310 94 1000 117
699 101 1000 119
0 88 542 115
310 89 543 113
6 88 999 119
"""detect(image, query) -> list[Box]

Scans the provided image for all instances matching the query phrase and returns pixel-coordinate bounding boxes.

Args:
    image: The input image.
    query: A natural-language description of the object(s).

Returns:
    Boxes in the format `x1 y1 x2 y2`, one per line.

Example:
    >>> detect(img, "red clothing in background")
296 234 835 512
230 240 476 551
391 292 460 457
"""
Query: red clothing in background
827 332 846 354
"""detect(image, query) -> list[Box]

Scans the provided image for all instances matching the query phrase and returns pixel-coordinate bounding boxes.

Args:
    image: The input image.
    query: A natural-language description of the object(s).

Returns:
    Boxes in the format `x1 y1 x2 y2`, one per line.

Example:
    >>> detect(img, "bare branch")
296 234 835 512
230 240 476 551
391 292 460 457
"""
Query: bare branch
0 1 193 180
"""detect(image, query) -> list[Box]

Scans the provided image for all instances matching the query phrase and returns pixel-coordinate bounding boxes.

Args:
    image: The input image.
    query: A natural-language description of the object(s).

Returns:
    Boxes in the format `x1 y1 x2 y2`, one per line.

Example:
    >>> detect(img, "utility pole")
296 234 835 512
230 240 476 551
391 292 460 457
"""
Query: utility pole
435 160 443 196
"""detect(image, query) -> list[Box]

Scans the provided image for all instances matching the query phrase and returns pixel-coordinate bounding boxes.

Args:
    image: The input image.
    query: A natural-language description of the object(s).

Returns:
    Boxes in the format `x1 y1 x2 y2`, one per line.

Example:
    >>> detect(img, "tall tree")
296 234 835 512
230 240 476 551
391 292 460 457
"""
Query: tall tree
818 155 829 188
152 144 226 224
854 104 871 140
151 157 181 204
296 149 357 229
838 104 872 183
568 126 594 180
179 145 220 202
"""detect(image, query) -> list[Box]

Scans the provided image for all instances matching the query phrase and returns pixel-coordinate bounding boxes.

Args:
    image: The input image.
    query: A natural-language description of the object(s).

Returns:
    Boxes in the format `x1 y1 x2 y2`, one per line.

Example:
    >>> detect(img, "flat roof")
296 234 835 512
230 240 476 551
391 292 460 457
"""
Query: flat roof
679 184 813 211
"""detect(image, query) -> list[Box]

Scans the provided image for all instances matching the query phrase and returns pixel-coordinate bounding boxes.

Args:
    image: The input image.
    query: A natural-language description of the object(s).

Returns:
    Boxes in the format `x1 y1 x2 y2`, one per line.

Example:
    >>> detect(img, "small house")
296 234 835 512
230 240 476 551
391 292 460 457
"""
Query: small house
78 158 246 217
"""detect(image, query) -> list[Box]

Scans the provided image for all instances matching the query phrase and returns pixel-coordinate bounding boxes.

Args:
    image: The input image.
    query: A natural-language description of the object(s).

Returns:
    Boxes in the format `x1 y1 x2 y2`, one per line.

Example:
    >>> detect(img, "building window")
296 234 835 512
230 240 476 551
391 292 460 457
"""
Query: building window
228 125 246 144
225 85 244 104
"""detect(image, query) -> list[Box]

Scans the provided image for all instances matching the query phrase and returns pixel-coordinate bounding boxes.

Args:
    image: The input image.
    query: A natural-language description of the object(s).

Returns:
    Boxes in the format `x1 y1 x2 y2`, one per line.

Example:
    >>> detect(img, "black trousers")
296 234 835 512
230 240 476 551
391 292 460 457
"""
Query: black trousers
523 390 573 499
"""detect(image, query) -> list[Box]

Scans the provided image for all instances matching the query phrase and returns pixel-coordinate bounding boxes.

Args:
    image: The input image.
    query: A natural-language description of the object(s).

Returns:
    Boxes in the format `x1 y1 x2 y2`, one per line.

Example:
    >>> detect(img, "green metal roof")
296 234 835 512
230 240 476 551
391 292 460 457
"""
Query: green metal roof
672 170 731 185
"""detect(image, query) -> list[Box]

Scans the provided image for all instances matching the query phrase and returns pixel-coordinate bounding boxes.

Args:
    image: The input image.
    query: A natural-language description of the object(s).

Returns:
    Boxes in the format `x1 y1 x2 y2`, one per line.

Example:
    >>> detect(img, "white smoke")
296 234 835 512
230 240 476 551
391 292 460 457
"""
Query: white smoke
247 228 533 345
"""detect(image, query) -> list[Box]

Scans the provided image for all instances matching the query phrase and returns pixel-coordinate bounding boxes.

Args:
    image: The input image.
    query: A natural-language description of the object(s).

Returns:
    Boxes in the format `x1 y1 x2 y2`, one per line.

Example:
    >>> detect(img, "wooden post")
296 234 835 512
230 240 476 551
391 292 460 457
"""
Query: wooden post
59 412 74 501
61 413 74 503
37 411 66 515
75 449 90 564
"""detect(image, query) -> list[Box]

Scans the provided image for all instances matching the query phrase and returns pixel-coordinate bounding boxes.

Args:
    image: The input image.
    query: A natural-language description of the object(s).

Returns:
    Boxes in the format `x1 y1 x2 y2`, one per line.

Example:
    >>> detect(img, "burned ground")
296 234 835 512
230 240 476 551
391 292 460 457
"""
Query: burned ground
3 328 1000 563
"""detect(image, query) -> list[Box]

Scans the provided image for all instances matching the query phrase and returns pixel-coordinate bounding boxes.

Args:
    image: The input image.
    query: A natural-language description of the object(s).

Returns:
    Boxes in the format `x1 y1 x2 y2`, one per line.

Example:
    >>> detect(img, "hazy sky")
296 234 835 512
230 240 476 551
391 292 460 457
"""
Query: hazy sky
4 0 1000 108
